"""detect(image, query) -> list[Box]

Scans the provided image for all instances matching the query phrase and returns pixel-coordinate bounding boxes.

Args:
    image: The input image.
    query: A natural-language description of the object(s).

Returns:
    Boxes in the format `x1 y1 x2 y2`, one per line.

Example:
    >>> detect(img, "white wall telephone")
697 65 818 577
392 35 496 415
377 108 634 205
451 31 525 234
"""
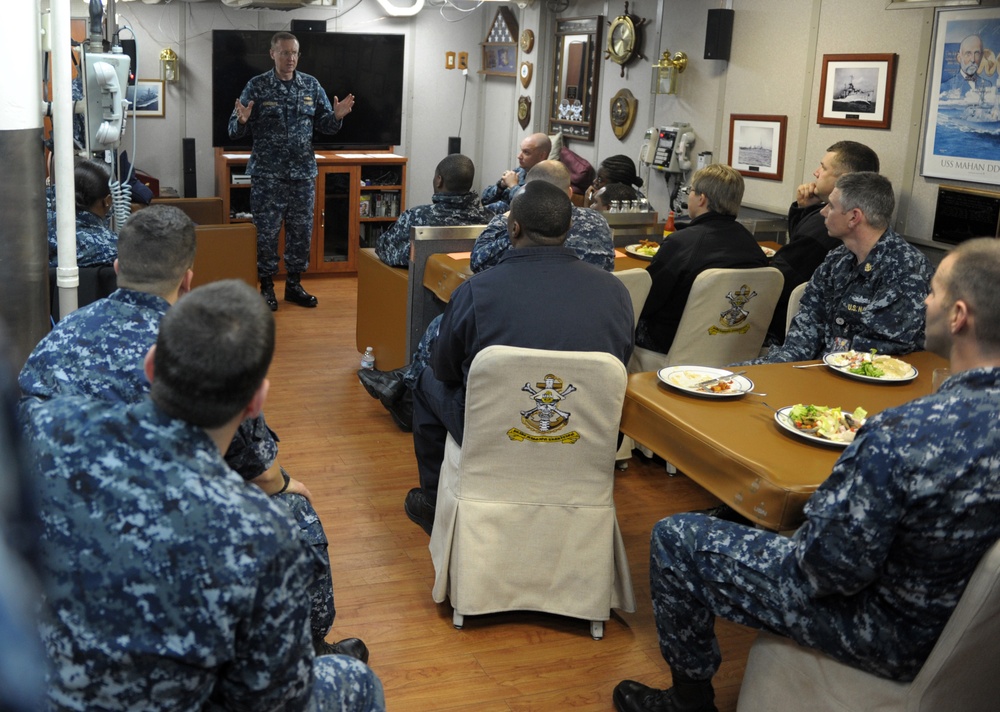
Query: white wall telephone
639 124 695 173
83 52 131 149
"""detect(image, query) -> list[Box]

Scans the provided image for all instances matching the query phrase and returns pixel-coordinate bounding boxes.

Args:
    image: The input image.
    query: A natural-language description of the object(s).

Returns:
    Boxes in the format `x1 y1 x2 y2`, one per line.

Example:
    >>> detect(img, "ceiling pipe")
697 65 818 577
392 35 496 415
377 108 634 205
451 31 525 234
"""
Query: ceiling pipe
375 0 424 17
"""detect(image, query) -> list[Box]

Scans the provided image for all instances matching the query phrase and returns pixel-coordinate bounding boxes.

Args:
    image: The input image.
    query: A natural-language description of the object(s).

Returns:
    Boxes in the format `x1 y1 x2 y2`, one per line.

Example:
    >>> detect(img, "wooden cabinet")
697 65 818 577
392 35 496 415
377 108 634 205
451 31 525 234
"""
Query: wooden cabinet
214 149 407 275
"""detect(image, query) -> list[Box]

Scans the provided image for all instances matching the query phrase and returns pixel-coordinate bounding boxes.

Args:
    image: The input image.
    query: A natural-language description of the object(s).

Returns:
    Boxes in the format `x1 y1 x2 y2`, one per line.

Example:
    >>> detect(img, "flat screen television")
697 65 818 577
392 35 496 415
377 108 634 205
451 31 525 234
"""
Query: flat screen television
211 30 404 150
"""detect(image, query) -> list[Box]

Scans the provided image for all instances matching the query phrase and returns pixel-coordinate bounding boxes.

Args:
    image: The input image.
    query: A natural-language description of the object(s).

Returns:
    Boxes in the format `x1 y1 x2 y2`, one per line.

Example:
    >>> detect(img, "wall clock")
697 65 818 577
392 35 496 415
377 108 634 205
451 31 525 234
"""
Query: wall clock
605 2 647 78
609 88 637 140
520 61 533 89
519 29 534 54
517 96 531 129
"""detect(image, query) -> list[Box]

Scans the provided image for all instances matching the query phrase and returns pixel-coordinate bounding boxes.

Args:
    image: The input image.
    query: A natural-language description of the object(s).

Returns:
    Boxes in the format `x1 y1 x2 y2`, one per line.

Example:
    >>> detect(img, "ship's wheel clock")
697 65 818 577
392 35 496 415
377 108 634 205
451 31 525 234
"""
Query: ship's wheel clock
609 88 637 140
605 2 647 78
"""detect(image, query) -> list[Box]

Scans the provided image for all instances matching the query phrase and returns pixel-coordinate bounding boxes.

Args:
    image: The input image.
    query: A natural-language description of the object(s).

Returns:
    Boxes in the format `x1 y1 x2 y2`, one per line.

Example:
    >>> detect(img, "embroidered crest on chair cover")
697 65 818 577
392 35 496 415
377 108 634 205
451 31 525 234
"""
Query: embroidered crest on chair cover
708 284 758 335
506 372 581 444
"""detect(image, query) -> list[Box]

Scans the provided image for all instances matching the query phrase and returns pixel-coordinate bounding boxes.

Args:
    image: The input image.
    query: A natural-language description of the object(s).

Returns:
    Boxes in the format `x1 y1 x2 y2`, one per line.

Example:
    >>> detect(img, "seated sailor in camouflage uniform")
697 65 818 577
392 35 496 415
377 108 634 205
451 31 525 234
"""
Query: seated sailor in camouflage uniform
20 205 366 662
24 280 385 712
358 160 616 431
47 158 118 268
479 132 551 214
613 238 1000 712
374 153 493 267
471 160 615 273
744 172 932 365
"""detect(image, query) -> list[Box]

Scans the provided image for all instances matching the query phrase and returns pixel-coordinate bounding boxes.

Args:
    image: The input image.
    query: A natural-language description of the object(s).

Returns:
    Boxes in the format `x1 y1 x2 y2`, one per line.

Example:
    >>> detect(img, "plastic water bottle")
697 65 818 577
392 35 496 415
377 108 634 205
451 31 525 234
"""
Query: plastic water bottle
360 346 375 370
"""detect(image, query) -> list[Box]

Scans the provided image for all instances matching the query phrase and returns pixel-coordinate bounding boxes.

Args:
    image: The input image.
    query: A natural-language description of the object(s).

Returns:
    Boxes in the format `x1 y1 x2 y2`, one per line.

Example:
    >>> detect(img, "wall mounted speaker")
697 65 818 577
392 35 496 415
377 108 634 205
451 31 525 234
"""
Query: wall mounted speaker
290 19 326 33
704 9 734 61
182 137 196 198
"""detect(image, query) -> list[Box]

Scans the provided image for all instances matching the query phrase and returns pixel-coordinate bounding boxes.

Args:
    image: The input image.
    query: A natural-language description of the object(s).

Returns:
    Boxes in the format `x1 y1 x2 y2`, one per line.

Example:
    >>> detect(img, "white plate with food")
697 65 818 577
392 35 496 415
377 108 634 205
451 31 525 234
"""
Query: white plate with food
773 404 867 448
625 241 660 261
761 245 776 258
657 366 755 398
822 351 917 382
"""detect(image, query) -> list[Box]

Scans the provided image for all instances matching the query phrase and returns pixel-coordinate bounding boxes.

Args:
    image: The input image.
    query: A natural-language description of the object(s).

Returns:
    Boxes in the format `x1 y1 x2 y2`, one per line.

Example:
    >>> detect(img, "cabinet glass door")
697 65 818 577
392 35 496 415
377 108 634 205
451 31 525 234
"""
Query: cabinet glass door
317 166 359 272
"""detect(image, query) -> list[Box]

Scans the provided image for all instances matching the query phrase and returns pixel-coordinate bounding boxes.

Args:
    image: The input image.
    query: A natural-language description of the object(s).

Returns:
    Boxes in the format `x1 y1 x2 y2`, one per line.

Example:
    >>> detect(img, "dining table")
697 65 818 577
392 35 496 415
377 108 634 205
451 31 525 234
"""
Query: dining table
421 241 781 304
421 250 649 303
620 350 948 531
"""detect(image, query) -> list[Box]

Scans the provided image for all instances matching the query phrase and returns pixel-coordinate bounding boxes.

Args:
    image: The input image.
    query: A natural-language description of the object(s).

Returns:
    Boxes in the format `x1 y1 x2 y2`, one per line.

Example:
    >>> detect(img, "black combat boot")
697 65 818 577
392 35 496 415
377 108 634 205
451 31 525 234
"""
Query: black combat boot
284 272 318 308
259 276 278 312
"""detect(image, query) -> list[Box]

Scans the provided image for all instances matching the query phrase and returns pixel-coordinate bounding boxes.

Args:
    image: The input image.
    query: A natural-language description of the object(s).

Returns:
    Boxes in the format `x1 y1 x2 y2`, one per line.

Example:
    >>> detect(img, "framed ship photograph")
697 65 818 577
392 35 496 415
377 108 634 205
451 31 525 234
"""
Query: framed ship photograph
817 53 897 129
728 114 787 181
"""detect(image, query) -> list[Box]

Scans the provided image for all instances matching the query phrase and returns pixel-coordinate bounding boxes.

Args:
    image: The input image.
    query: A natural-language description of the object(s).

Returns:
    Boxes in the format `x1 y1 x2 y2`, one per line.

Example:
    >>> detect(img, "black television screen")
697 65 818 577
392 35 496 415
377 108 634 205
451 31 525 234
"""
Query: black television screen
212 30 404 150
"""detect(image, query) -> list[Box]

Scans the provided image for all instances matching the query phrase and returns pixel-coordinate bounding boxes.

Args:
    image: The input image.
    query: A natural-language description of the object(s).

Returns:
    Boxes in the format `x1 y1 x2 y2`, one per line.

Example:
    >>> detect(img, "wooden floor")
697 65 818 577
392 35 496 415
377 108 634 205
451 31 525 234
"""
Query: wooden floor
265 276 755 711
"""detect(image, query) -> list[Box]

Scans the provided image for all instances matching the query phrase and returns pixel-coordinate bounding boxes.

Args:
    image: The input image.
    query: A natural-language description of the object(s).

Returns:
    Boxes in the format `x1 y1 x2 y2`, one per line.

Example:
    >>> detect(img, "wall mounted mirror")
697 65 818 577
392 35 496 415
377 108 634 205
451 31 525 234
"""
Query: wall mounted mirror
549 16 603 141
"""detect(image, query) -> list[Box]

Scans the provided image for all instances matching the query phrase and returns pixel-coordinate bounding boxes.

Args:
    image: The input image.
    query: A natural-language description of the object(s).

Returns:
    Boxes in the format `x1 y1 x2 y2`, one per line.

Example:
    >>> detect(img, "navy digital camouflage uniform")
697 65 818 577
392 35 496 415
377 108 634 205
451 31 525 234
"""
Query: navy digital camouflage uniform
470 204 615 273
0 353 45 712
45 191 118 268
402 207 617 388
228 69 343 277
374 191 493 267
479 165 525 214
648 367 1000 682
745 228 932 364
25 396 384 712
17 289 335 641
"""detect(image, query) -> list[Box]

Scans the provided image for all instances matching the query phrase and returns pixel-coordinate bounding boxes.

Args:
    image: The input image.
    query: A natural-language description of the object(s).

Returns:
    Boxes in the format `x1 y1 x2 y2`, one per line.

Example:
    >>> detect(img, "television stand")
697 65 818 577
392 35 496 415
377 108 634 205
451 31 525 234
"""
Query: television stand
214 147 407 275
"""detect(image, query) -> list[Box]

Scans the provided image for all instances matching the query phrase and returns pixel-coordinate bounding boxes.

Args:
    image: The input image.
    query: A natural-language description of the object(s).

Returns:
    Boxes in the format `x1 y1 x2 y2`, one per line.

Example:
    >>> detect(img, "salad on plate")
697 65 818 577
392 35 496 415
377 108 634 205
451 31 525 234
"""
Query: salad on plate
786 403 868 443
823 350 915 380
629 240 660 258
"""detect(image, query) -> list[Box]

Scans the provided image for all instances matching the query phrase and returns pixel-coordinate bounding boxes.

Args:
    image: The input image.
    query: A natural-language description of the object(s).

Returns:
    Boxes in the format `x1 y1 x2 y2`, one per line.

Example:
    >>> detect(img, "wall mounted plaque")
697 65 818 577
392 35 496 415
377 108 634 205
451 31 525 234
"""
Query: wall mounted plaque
517 96 531 129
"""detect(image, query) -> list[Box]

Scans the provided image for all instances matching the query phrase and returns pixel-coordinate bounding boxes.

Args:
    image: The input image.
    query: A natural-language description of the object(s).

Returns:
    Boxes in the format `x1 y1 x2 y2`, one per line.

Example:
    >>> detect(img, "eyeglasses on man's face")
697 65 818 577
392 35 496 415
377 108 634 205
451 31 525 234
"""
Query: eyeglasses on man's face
275 50 300 59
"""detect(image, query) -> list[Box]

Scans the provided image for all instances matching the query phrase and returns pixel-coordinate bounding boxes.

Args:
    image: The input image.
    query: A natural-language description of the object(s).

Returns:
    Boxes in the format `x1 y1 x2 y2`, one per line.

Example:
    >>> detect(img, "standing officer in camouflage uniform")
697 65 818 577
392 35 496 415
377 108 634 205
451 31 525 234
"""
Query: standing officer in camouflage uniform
20 206 367 663
613 239 1000 712
228 31 355 311
359 160 616 431
24 280 384 711
746 172 932 365
374 154 493 267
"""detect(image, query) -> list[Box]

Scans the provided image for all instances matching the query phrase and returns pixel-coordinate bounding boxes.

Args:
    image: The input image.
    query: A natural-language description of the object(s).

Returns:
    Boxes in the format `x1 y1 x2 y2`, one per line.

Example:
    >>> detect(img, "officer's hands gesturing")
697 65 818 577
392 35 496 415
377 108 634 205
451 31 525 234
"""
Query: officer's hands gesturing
234 98 254 125
333 93 355 121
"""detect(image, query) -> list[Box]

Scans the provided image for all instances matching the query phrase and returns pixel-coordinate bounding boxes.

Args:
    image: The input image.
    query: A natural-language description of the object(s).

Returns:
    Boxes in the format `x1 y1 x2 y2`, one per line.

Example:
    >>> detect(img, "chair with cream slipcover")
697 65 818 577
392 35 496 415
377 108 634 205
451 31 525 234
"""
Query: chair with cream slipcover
428 345 636 640
736 538 1000 712
611 268 652 467
627 266 783 470
785 280 808 337
629 266 784 373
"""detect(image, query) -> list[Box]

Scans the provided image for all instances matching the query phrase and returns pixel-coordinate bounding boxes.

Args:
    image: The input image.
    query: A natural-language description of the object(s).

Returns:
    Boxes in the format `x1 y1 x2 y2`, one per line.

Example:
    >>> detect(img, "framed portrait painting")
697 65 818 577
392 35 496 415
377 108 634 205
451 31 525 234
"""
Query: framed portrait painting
126 79 164 118
921 7 1000 186
728 114 787 181
817 54 897 129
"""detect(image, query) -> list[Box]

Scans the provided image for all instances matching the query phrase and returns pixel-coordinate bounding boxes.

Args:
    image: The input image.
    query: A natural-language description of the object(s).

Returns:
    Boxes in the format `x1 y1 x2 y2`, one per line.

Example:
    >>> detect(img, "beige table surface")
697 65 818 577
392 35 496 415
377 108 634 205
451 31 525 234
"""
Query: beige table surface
422 250 650 303
621 351 948 530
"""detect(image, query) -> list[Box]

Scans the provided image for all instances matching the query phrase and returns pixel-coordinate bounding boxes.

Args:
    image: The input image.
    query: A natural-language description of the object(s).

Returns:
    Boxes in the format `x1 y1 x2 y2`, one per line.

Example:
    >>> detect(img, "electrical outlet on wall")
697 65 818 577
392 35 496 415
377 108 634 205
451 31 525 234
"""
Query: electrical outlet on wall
457 52 468 70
